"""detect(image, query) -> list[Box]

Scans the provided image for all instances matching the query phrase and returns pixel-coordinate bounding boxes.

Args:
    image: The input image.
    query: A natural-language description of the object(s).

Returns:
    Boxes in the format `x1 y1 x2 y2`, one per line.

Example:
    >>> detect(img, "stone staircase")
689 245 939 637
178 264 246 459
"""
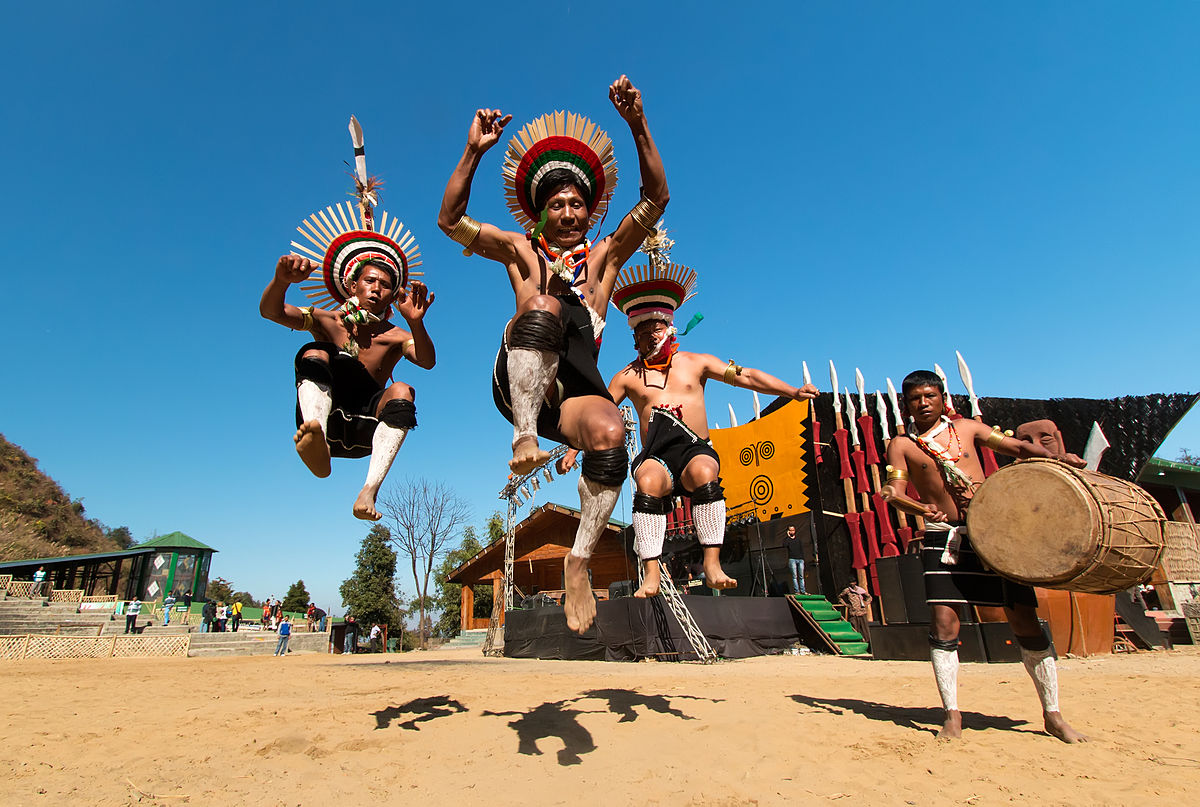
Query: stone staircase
0 598 113 636
186 628 329 658
441 628 488 650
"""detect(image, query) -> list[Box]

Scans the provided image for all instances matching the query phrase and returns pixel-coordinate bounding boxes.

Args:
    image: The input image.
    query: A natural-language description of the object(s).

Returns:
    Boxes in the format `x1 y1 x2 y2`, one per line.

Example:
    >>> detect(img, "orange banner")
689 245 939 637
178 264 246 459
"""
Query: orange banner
708 399 811 520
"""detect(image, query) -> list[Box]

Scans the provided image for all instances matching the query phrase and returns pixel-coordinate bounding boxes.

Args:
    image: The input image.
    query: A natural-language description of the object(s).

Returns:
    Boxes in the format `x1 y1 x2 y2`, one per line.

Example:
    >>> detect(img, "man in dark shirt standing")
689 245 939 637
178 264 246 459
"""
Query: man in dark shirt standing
785 525 807 595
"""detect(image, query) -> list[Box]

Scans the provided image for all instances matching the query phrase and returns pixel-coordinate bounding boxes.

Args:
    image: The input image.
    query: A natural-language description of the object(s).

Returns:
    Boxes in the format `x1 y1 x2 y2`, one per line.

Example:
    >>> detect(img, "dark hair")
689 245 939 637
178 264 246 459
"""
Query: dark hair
901 370 944 398
533 168 591 213
348 259 397 288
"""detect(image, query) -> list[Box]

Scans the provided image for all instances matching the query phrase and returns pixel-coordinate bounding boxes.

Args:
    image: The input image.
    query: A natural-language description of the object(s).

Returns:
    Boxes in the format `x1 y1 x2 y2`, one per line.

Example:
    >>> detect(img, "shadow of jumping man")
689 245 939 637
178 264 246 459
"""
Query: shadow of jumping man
371 695 468 731
482 700 601 766
571 688 723 723
789 694 1034 737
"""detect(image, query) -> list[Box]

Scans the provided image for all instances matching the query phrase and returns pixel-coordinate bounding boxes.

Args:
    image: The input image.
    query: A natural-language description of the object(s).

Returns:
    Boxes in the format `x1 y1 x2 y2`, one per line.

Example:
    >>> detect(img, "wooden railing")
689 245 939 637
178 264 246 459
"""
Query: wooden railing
48 589 84 604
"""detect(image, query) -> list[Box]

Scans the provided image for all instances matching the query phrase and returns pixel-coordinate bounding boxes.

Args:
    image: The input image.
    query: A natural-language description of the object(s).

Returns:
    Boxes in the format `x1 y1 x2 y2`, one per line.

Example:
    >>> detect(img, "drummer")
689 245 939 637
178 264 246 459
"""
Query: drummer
880 369 1087 743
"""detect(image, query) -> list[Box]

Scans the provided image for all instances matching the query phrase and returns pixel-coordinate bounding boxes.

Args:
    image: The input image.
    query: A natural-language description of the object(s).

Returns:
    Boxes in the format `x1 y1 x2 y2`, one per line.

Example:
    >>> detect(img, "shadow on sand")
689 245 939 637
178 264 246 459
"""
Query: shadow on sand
789 694 1036 737
371 695 468 731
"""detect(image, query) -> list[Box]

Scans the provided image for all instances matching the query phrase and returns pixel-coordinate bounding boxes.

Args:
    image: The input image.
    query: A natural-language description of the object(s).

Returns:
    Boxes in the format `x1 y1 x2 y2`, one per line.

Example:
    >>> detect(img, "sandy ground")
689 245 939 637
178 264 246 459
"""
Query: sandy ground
1 646 1197 806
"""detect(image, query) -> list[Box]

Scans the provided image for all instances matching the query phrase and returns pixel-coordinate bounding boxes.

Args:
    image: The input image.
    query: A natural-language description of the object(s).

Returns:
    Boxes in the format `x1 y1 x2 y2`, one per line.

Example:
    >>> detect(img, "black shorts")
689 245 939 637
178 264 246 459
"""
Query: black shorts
922 529 1038 609
492 294 613 447
294 342 384 459
630 409 720 495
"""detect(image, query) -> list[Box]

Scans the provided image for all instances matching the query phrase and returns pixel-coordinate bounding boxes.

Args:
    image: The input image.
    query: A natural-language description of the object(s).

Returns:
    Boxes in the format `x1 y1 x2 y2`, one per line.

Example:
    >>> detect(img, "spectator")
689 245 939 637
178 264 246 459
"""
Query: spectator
343 616 358 655
162 592 177 626
181 590 193 624
274 616 292 656
30 566 46 597
837 580 872 643
230 600 243 632
785 525 807 595
125 597 142 634
201 599 216 633
313 606 327 633
369 623 383 653
216 602 228 632
306 603 317 632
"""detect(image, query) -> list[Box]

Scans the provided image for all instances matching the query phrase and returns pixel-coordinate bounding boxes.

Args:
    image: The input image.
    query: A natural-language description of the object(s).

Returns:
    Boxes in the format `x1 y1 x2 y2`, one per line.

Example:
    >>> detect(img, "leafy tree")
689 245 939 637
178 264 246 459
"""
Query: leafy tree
281 579 310 613
432 514 502 638
340 524 403 632
206 576 236 603
106 526 135 549
379 479 471 648
229 590 259 608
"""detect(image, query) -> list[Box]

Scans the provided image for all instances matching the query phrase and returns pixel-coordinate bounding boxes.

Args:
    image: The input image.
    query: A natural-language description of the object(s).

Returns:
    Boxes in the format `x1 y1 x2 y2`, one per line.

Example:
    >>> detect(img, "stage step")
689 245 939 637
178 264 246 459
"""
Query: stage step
786 595 870 656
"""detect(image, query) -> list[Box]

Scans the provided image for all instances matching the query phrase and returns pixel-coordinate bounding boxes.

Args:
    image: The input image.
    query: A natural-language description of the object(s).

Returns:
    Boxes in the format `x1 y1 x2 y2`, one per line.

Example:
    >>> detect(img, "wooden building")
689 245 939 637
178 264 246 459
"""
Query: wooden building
444 503 635 631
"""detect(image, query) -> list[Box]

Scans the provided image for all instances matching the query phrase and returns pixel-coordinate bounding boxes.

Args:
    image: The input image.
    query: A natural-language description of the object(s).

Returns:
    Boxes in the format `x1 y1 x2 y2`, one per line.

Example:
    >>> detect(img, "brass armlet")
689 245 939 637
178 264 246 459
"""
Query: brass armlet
723 360 743 385
984 427 1006 450
628 197 665 231
448 215 481 254
885 465 909 482
299 306 314 332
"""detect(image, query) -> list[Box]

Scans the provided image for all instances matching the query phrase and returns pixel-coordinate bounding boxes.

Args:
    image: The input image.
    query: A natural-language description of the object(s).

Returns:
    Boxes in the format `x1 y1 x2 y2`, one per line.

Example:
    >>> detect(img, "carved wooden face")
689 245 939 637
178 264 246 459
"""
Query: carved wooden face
1015 419 1064 455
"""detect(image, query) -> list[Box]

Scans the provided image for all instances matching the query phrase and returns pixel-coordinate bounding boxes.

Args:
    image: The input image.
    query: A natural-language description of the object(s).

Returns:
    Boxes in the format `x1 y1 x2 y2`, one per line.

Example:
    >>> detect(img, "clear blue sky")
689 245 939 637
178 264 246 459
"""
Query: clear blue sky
1 4 1196 614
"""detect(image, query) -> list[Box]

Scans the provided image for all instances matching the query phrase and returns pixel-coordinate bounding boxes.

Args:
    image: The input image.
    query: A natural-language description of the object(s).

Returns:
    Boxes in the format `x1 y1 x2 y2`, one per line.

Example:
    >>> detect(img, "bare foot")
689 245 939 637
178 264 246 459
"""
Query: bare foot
633 561 661 598
703 550 737 590
352 488 382 521
1044 712 1087 743
294 421 331 478
510 436 550 475
563 554 596 633
938 709 962 740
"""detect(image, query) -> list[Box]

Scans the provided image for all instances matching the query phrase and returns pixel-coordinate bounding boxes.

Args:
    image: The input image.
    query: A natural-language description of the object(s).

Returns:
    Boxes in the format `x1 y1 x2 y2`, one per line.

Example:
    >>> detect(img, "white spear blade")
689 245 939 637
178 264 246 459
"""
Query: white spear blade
876 391 891 441
1083 422 1111 471
752 391 762 420
829 360 841 414
348 115 368 185
855 368 867 415
956 350 982 418
887 377 903 425
933 363 955 412
802 361 812 387
844 388 860 445
728 404 739 428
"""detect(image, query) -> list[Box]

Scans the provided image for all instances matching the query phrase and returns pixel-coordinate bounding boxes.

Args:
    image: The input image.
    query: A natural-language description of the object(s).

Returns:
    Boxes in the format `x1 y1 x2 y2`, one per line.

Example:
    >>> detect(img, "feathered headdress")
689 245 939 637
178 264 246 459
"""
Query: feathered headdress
290 116 422 312
502 111 618 233
611 225 698 329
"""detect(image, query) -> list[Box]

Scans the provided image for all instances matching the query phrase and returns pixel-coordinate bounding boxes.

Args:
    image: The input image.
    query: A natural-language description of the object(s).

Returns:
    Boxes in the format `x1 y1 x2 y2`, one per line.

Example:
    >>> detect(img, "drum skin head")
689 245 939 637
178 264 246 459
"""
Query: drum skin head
967 461 1098 585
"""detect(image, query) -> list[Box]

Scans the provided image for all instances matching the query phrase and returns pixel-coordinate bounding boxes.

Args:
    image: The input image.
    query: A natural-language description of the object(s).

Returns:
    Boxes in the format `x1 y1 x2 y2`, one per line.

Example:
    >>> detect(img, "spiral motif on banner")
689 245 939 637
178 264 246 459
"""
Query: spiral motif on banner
750 475 774 506
758 440 775 461
739 446 755 466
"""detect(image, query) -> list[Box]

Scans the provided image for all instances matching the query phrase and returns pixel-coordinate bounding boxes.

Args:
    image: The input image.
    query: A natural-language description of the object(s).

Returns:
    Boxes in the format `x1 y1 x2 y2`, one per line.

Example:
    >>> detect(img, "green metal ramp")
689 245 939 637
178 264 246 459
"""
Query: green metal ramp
787 594 871 656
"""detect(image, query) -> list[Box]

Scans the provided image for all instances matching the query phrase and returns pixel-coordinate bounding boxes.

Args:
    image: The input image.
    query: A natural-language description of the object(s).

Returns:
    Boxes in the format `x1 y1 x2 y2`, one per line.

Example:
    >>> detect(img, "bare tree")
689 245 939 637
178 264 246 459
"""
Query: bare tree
378 478 471 649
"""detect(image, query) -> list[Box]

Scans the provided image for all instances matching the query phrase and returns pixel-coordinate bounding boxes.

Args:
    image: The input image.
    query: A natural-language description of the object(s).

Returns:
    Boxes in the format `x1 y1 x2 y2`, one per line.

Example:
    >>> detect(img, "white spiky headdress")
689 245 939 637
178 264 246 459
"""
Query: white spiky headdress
611 225 697 328
502 111 618 233
289 116 423 312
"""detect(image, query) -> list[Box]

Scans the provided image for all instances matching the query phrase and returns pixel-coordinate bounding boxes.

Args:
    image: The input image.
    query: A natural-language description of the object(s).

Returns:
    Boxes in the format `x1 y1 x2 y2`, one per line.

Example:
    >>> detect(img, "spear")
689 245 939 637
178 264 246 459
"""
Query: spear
348 115 377 231
830 362 870 600
847 389 882 576
803 361 822 464
875 390 909 554
933 363 956 415
856 370 900 558
956 350 1000 476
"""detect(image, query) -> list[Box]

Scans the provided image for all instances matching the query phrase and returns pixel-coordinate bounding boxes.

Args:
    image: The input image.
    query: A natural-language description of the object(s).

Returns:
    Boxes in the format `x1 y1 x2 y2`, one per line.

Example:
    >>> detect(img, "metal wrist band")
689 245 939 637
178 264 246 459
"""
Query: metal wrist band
723 360 743 385
299 307 314 331
984 427 1005 450
629 197 664 231
448 215 481 253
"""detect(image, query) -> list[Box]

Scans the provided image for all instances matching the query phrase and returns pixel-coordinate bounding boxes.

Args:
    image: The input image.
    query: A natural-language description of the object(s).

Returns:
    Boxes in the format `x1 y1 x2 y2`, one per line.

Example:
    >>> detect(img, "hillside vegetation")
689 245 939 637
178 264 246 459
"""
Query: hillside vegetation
0 433 123 562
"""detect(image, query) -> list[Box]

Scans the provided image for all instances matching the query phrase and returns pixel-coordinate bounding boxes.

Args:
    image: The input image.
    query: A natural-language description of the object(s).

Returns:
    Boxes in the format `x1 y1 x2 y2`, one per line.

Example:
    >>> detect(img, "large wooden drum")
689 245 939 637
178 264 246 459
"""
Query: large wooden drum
965 459 1165 595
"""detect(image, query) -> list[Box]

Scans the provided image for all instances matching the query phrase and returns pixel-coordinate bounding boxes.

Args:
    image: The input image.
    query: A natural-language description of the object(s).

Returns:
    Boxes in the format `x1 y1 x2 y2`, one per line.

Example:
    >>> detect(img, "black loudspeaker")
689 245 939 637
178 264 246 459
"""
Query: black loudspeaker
876 557 908 624
979 619 1055 663
868 623 987 662
608 580 634 599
